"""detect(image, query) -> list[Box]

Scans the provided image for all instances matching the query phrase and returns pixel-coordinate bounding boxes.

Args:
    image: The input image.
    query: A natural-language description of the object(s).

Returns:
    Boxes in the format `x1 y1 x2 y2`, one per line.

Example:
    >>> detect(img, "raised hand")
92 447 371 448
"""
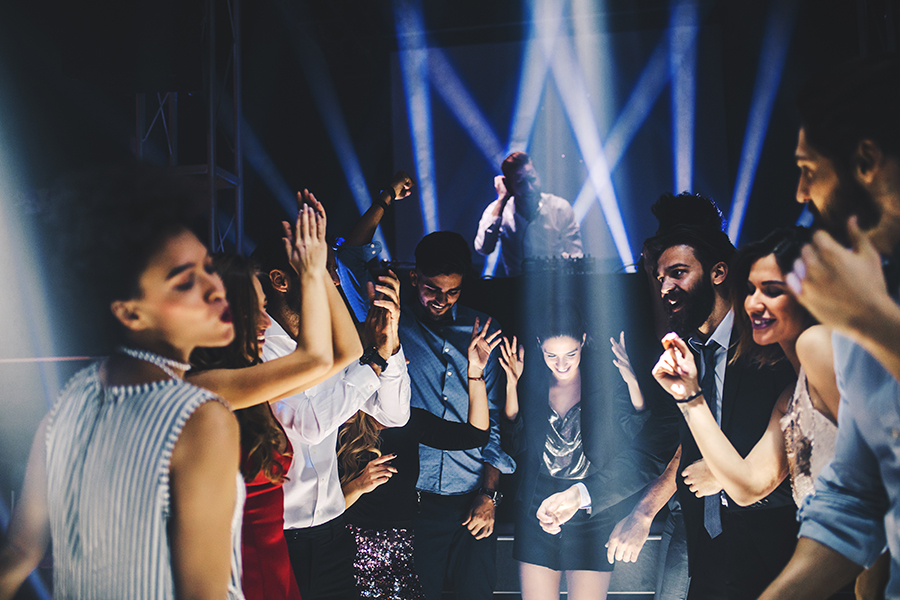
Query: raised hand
786 216 887 335
362 270 402 368
652 333 700 400
468 317 503 378
499 336 524 386
682 459 723 498
611 331 637 386
494 175 510 202
389 171 415 201
282 189 328 276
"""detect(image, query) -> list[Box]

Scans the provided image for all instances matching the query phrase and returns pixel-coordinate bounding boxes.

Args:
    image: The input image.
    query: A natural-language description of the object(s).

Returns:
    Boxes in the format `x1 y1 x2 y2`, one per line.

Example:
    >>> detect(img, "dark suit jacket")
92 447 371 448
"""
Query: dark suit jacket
677 327 796 578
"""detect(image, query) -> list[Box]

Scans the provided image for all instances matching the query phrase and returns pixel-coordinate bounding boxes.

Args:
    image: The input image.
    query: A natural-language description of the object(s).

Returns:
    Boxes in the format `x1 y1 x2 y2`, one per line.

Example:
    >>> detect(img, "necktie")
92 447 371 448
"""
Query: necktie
698 340 723 539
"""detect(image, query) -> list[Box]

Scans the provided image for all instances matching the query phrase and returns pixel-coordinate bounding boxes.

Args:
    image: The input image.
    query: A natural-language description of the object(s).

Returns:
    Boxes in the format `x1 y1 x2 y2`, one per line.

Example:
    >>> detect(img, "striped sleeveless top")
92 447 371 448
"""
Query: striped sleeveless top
46 362 246 599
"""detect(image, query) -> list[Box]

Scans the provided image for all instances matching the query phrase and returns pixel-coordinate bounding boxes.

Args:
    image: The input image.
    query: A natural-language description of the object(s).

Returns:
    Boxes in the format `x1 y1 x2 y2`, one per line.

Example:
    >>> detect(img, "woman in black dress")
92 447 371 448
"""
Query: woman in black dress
500 307 644 600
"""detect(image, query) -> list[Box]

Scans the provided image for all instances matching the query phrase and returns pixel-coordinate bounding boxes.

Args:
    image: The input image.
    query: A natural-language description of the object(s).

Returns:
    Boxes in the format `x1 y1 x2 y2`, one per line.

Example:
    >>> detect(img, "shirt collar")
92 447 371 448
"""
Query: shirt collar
706 309 734 351
264 313 295 344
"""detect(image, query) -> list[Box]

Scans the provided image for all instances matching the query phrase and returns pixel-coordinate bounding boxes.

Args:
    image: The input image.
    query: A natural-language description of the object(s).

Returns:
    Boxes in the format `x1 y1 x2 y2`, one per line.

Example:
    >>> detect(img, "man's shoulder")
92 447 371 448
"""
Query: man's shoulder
541 193 573 209
453 303 501 328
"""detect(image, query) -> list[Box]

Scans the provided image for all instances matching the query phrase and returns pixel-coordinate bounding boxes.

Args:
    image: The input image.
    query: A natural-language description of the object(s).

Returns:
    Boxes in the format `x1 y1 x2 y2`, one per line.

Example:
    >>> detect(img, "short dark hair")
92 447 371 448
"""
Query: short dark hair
250 233 294 299
501 151 532 181
798 55 900 171
414 231 472 277
730 227 815 366
643 192 736 274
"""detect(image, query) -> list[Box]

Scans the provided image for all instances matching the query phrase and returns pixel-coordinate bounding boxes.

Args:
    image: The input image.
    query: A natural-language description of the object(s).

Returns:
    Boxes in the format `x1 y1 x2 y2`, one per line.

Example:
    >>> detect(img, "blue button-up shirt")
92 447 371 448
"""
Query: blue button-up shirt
798 331 894 591
399 300 516 494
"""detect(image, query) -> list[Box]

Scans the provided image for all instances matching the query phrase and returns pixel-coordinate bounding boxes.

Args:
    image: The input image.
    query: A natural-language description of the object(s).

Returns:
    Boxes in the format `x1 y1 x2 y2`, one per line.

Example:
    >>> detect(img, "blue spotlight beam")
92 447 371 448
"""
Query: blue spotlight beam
428 49 505 166
669 0 699 194
395 0 440 235
571 26 699 222
506 0 565 154
547 29 635 270
727 0 800 246
279 2 391 257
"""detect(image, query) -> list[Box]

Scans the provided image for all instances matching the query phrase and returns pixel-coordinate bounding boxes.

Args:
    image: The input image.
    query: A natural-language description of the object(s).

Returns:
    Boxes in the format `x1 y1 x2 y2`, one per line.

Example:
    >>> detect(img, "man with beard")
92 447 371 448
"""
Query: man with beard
475 151 583 276
251 219 411 600
538 192 797 600
400 231 515 600
759 56 900 600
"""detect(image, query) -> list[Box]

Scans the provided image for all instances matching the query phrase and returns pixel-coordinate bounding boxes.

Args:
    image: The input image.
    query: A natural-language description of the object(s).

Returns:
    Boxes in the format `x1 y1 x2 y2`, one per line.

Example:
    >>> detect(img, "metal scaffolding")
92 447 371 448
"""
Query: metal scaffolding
134 0 244 254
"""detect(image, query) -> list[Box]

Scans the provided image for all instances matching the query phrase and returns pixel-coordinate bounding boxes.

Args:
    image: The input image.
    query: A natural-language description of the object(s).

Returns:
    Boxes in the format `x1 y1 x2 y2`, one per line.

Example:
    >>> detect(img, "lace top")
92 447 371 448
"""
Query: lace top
779 368 838 507
542 403 596 480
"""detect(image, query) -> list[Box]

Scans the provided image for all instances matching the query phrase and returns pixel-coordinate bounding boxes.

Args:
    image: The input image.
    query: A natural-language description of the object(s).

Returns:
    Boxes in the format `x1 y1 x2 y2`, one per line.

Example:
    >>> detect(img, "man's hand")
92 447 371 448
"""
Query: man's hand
348 454 397 495
786 216 889 336
494 175 510 201
606 511 653 563
536 485 582 535
390 171 415 202
463 493 495 539
682 459 723 498
362 270 402 366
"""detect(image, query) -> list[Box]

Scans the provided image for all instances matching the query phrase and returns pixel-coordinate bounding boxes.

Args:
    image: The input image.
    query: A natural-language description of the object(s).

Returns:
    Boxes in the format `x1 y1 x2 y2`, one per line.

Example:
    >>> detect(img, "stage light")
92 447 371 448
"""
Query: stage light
727 0 800 245
279 11 392 258
669 0 698 194
395 0 440 235
505 0 564 154
428 49 505 166
543 21 635 270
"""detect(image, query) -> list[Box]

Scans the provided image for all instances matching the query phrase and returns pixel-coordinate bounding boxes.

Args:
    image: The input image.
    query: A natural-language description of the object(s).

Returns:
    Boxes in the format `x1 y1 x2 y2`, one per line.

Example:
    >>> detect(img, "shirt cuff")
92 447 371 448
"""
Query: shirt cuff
574 482 592 510
382 346 407 377
344 360 382 397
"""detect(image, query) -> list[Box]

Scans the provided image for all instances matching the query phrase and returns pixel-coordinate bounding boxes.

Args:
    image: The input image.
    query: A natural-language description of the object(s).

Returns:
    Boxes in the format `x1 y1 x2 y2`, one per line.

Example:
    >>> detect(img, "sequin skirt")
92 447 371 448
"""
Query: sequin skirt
348 524 426 600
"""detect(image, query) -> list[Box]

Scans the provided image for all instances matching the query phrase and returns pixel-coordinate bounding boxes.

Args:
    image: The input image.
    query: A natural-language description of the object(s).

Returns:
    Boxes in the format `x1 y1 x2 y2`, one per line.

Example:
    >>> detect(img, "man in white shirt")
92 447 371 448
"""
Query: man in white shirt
474 152 583 276
252 234 410 600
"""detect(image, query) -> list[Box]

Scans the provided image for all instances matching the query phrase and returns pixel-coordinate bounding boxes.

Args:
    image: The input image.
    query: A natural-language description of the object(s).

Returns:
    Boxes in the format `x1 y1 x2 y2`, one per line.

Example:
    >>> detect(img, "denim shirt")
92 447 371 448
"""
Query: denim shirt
334 242 382 323
798 331 894 591
399 301 516 494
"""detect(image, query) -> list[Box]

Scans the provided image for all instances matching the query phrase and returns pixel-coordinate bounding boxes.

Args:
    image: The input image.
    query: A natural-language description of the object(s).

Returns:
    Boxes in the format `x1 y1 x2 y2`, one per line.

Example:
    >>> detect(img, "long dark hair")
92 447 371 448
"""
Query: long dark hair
191 253 289 484
730 227 815 366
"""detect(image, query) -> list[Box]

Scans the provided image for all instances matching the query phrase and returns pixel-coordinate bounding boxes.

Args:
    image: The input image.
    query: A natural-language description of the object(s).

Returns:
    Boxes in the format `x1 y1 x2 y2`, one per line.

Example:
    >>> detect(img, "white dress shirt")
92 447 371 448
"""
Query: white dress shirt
261 317 411 529
474 193 584 277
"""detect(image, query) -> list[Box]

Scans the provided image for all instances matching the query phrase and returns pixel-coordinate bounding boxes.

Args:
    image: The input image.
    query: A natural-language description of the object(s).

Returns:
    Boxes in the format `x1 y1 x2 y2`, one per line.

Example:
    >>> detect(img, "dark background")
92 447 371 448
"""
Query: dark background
0 1 896 596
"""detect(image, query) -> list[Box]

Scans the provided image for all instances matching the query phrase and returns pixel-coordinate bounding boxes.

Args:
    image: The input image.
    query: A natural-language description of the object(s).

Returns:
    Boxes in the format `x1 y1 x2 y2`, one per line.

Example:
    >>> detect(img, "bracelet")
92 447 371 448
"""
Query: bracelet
373 194 390 211
468 374 485 381
675 390 703 404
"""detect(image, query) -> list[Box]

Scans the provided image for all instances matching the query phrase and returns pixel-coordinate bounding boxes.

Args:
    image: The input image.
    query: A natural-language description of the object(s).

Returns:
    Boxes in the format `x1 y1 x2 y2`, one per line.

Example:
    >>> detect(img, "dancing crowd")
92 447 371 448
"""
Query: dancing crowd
0 54 899 600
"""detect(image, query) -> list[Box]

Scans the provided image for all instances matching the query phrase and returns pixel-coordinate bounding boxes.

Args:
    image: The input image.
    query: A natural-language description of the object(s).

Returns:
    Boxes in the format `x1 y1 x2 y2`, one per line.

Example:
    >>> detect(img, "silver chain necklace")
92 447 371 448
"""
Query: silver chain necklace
117 346 192 380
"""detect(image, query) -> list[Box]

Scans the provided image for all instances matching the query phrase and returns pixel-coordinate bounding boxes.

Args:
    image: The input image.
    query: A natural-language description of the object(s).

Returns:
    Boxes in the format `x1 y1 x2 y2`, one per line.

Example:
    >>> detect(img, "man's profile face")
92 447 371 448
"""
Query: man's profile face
795 127 881 244
508 162 542 204
409 270 463 320
656 244 716 337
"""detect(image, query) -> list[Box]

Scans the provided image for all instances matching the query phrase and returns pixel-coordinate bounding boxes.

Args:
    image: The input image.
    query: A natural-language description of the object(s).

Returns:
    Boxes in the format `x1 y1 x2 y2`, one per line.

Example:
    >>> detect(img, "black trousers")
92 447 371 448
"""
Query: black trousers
284 514 360 600
687 505 799 600
414 491 497 600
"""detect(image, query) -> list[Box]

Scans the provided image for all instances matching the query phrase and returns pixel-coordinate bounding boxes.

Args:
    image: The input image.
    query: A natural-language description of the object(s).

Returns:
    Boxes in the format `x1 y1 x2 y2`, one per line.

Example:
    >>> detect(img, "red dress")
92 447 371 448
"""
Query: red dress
240 437 302 600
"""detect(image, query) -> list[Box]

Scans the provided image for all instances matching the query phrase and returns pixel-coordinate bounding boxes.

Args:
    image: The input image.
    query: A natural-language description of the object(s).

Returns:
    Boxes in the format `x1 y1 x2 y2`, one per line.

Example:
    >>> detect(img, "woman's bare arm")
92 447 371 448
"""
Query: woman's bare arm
796 325 840 423
0 417 51 600
169 401 241 600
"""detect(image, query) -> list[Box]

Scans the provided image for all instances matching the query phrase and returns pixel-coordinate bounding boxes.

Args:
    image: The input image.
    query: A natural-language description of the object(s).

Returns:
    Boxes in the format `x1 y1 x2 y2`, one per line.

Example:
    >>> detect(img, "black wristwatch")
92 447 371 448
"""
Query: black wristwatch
478 487 503 506
359 346 389 370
